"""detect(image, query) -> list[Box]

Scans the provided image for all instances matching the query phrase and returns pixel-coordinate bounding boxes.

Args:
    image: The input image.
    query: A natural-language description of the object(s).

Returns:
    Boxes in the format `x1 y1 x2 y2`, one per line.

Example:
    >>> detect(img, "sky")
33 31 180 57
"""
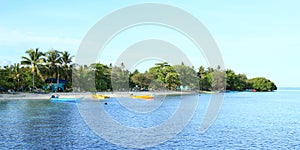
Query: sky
0 0 299 87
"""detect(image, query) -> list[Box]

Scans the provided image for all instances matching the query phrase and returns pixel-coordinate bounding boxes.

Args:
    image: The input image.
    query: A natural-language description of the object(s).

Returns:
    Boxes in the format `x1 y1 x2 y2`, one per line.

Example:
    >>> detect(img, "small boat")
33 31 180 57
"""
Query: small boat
200 91 219 94
245 89 257 92
92 94 110 99
130 95 154 100
50 97 82 103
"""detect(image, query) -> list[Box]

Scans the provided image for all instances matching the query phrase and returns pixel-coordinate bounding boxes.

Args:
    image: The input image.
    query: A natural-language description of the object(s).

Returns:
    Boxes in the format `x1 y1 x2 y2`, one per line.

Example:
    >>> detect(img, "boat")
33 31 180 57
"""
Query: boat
92 94 110 99
50 97 82 103
199 91 219 94
130 95 154 100
245 89 257 92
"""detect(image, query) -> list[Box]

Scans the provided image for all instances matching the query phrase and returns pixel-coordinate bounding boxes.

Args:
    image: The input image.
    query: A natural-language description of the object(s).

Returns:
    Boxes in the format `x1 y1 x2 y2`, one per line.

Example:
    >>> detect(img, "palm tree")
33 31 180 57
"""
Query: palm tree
60 51 74 81
45 50 61 76
21 48 45 88
73 65 95 92
9 63 22 91
45 50 62 87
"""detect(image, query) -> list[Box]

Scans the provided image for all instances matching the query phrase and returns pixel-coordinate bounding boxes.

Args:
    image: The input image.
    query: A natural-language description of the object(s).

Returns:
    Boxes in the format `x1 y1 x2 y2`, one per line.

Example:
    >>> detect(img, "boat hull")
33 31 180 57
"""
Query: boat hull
92 94 110 99
50 98 81 103
130 95 153 100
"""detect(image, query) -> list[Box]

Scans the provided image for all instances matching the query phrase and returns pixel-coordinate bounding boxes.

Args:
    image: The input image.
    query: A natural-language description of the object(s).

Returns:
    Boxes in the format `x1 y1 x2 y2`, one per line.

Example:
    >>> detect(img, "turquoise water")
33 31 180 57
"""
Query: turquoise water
0 88 299 149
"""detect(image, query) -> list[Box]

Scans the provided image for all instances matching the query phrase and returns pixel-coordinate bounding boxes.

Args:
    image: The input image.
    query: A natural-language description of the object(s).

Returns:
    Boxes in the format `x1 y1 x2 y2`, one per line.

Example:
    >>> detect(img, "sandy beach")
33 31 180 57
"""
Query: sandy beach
0 91 197 101
0 92 95 100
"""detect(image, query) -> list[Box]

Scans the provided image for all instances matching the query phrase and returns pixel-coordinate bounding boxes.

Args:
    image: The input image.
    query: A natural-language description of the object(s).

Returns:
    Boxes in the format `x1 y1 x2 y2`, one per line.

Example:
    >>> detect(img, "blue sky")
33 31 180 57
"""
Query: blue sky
1 0 299 87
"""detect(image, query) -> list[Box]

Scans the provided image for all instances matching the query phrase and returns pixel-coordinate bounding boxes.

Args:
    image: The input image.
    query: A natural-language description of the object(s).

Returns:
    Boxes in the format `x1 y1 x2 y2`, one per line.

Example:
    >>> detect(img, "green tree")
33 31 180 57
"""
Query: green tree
111 64 130 91
60 51 74 82
45 50 62 80
197 66 213 91
247 77 277 91
197 66 205 79
225 69 247 91
8 63 25 91
21 48 45 88
129 69 139 89
131 71 153 89
211 70 226 91
149 62 181 90
72 65 95 92
235 74 247 91
149 62 169 83
0 66 13 90
165 72 181 90
174 64 198 90
91 63 111 91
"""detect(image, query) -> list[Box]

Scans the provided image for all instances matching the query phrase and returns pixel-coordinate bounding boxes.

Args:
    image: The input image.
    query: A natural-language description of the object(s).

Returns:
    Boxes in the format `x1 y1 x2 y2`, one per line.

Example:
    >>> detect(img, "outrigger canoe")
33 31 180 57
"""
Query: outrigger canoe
92 94 110 99
130 95 153 100
50 97 82 103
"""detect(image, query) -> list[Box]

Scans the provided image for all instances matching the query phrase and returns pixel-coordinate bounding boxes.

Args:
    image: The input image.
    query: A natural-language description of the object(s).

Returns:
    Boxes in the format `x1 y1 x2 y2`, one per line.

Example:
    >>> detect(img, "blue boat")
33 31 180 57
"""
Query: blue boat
50 97 82 103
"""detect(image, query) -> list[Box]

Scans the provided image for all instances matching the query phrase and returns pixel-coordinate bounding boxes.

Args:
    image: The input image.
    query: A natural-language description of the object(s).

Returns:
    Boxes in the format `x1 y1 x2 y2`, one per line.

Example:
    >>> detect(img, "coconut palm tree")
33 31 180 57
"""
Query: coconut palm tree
21 48 45 88
9 63 22 91
45 50 62 82
73 65 95 92
60 51 74 81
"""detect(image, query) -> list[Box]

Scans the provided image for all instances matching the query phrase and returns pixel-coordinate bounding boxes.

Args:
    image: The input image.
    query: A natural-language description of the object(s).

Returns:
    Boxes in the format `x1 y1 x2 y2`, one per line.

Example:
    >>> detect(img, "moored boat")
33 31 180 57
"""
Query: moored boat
130 95 153 100
92 94 110 99
50 97 82 103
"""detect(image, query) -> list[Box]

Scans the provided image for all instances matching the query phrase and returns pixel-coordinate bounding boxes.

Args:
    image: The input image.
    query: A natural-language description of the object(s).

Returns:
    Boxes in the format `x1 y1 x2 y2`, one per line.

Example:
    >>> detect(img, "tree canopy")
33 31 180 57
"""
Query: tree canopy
0 49 277 93
247 77 277 91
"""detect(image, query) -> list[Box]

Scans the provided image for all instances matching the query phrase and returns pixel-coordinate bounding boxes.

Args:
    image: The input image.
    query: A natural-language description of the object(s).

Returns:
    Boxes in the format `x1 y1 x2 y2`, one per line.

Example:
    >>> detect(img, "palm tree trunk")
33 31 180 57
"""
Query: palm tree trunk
57 72 59 92
32 72 35 88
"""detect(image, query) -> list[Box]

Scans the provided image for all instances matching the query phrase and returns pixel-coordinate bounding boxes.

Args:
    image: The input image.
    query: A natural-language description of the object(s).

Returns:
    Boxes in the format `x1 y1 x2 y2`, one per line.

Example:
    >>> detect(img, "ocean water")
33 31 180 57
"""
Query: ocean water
0 88 299 149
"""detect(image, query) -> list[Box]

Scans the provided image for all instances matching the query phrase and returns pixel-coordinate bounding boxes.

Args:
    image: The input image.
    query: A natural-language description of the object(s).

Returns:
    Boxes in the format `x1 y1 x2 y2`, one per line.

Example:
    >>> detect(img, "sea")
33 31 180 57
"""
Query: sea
0 87 299 149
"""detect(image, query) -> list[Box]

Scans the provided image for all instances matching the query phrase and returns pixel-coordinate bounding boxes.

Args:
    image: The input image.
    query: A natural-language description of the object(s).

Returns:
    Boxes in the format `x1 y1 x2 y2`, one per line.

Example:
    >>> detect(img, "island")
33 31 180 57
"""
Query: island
0 48 277 93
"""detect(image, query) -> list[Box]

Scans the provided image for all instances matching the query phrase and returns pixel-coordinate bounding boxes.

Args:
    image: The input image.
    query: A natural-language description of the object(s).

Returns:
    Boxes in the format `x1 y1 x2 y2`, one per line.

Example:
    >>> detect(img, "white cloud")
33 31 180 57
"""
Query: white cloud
0 56 19 67
0 26 81 51
0 26 81 65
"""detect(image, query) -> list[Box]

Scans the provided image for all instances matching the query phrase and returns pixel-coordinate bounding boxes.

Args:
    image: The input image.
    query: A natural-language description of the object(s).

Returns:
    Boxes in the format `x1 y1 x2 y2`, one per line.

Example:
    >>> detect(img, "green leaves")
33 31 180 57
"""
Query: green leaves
1 48 278 93
247 77 277 91
148 62 181 90
91 63 111 91
225 69 248 91
21 48 45 88
131 71 153 89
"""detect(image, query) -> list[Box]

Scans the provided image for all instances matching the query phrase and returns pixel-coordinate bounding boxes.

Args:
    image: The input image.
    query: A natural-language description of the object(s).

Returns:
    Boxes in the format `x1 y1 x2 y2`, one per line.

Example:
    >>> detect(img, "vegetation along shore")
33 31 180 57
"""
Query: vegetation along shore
0 48 277 94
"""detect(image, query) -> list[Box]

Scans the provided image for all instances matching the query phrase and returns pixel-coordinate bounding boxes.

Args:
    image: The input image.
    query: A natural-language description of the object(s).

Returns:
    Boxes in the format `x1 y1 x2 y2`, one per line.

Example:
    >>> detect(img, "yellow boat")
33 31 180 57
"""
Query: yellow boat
92 94 110 99
130 95 153 100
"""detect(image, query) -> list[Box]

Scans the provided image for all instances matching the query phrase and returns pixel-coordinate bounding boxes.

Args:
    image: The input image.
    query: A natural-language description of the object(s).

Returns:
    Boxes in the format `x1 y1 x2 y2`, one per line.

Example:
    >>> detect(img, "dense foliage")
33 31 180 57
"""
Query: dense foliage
247 77 277 91
0 48 277 92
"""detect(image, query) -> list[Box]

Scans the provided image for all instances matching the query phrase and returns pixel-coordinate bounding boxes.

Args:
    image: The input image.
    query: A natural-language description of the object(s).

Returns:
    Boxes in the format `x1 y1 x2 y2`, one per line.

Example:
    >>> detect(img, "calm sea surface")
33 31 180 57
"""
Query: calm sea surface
0 88 299 149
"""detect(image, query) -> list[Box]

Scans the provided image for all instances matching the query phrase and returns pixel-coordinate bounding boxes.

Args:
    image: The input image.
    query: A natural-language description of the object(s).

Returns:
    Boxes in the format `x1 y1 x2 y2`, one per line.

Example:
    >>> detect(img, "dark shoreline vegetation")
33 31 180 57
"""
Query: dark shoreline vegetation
0 48 277 93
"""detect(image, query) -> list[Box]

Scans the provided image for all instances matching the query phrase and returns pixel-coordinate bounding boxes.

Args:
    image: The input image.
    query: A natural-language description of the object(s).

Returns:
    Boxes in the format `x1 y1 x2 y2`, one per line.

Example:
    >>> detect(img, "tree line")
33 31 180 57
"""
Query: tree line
0 48 277 93
0 48 73 92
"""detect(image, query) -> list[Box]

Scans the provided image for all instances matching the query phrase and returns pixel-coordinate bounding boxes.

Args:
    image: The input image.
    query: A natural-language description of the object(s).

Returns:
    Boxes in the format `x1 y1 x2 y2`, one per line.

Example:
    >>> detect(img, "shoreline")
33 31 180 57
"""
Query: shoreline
0 91 198 101
0 89 279 101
